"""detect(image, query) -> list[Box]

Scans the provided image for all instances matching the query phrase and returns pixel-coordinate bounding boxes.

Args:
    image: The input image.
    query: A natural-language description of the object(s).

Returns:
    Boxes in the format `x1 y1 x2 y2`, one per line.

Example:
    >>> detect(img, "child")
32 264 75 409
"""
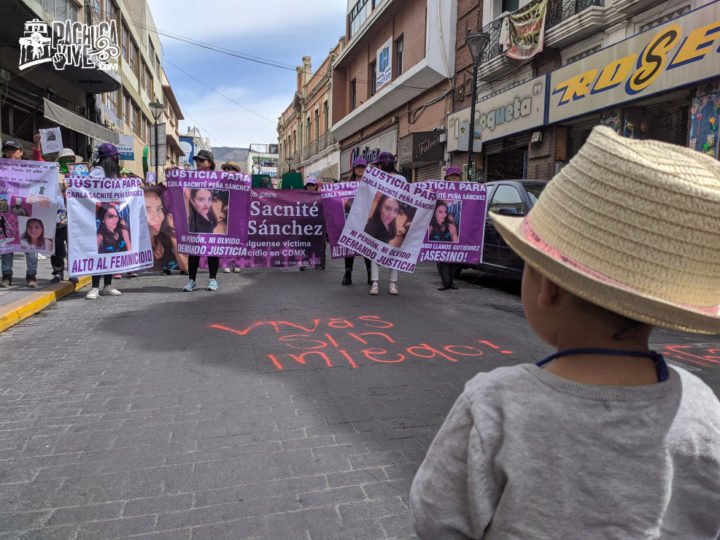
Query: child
410 126 720 539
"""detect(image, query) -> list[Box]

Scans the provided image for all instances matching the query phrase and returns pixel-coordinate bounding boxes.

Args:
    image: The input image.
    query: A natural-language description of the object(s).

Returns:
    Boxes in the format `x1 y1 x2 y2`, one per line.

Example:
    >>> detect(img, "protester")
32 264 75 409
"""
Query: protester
433 166 462 291
342 157 371 286
410 126 720 538
85 143 123 300
304 177 319 191
183 150 220 291
367 152 405 295
219 161 243 273
1 139 39 288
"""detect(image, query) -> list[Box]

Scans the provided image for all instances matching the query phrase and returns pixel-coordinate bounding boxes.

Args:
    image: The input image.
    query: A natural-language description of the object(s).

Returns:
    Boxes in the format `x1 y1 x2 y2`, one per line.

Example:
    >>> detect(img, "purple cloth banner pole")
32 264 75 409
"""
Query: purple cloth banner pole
320 181 358 259
165 169 251 258
414 181 488 264
236 189 325 268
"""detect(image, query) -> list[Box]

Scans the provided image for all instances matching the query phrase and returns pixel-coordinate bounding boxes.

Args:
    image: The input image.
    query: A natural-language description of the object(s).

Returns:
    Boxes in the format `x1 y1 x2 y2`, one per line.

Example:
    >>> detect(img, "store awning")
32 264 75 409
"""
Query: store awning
43 98 119 144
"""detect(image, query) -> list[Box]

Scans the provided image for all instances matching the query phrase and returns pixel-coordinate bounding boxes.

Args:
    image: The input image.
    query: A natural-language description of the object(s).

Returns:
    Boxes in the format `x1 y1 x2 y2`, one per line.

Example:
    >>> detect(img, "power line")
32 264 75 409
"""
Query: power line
163 58 276 124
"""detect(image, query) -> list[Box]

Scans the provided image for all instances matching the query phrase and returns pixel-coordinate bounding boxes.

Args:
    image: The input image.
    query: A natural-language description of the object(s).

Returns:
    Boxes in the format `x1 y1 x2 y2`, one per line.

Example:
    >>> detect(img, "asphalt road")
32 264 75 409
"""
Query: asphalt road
0 259 718 539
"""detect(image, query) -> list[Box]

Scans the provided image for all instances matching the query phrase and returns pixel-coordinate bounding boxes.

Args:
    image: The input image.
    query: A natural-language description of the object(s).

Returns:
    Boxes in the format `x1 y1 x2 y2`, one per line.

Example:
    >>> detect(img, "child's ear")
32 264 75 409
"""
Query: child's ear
537 275 560 308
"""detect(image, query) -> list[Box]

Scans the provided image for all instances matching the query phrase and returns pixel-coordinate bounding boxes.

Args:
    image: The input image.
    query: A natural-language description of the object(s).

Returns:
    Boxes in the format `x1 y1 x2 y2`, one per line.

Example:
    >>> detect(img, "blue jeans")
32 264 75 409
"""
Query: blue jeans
1 252 39 277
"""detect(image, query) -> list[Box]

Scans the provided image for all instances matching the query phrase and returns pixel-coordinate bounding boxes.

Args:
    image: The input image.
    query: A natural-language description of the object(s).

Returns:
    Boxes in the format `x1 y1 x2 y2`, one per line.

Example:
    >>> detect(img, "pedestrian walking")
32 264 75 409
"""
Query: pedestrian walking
434 166 462 291
84 143 123 300
183 149 220 291
341 157 371 286
220 161 244 274
410 126 720 539
368 152 404 296
1 138 39 288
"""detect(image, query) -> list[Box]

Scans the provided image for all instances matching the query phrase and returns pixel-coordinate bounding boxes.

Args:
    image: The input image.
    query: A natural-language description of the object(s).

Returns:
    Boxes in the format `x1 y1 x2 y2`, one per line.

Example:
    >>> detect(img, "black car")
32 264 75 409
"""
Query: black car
469 180 548 279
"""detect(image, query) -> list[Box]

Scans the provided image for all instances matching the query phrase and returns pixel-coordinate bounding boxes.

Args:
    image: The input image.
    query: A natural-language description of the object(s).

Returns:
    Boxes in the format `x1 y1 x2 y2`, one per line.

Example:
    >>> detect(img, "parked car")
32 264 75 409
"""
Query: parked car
467 180 549 279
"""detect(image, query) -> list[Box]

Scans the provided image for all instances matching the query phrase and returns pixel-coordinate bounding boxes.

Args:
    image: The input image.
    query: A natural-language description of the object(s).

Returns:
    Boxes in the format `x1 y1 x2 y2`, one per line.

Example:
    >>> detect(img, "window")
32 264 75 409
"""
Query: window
502 0 519 11
395 36 404 77
124 93 131 124
121 23 129 61
43 0 80 21
350 79 357 110
349 0 373 37
129 39 139 77
369 60 377 96
139 62 145 90
145 66 152 95
314 109 320 138
104 0 117 22
323 101 329 133
488 185 524 214
306 116 311 144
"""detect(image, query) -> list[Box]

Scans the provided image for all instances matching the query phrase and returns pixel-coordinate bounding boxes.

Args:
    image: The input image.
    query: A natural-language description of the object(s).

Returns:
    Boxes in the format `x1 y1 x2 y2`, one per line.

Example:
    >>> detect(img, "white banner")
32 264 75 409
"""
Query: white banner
376 38 393 92
39 127 63 154
67 176 153 276
0 159 59 255
338 166 436 273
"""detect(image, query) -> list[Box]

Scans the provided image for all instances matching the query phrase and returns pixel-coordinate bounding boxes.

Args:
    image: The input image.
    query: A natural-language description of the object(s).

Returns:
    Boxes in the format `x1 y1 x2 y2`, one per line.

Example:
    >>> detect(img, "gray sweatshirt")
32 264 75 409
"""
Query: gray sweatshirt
410 364 720 539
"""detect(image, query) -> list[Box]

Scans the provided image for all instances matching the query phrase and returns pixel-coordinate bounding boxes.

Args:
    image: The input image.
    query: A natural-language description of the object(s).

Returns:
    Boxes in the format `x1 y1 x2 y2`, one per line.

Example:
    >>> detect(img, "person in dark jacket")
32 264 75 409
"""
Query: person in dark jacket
341 157 371 286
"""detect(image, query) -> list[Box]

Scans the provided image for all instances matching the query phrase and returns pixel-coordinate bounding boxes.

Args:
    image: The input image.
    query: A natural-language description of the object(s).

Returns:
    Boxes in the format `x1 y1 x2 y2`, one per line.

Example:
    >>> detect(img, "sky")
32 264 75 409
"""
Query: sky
146 0 347 149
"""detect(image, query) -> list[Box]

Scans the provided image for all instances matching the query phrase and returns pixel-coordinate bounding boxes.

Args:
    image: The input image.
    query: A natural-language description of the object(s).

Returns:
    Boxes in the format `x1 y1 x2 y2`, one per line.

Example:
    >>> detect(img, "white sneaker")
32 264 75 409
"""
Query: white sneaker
223 267 231 273
389 282 399 295
207 279 219 291
369 282 379 295
183 279 197 292
233 267 241 273
102 286 122 296
85 287 100 300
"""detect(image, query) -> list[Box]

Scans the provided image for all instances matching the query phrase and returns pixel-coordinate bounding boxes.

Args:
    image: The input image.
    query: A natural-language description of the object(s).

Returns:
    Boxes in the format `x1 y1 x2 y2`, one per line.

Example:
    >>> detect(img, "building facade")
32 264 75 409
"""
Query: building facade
278 39 346 181
1 0 120 160
331 0 457 181
449 0 720 181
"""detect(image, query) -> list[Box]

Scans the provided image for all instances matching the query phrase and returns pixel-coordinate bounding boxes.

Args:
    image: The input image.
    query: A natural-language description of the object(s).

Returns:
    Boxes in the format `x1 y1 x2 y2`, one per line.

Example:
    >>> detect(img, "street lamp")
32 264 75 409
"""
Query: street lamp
148 101 165 181
465 31 490 181
286 156 295 173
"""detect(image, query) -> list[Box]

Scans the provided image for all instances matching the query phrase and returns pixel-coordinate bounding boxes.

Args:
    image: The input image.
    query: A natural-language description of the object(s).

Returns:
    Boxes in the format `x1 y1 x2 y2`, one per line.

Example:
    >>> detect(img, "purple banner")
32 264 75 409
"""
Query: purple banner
415 181 488 264
320 181 358 259
165 169 251 258
235 189 325 268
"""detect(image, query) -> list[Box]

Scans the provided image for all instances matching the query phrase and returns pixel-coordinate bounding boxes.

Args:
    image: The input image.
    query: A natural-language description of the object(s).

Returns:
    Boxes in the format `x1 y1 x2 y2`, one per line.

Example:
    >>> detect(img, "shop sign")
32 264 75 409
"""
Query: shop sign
376 38 393 92
118 134 134 161
340 127 397 175
398 132 445 165
548 2 720 123
447 76 546 152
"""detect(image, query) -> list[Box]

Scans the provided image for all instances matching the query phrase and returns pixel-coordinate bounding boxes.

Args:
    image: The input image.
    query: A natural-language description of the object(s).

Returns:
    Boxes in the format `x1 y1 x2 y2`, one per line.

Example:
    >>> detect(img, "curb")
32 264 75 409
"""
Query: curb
0 276 91 333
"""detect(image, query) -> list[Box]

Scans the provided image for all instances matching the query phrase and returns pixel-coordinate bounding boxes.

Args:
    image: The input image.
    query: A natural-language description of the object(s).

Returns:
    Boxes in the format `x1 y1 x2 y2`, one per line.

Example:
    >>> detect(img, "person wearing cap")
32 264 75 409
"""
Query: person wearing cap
304 176 319 191
367 152 403 296
83 143 123 299
411 126 720 539
219 161 243 273
1 139 40 288
341 156 372 286
433 166 462 291
184 149 220 292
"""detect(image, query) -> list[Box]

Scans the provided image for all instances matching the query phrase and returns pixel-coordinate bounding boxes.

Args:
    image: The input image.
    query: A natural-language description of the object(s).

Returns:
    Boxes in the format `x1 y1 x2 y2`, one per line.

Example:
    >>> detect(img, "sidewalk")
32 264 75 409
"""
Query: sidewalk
0 253 90 332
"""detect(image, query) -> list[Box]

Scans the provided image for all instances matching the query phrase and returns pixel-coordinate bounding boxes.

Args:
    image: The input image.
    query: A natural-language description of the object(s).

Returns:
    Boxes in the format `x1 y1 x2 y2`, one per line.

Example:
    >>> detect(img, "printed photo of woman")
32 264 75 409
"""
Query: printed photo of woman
96 203 131 254
186 188 218 234
427 200 459 243
20 218 53 252
363 193 415 248
211 190 229 235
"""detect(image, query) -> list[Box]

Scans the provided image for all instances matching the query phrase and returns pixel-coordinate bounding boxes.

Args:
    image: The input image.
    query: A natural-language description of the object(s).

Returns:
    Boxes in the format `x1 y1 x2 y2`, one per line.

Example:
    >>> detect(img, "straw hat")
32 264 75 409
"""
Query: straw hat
492 125 720 334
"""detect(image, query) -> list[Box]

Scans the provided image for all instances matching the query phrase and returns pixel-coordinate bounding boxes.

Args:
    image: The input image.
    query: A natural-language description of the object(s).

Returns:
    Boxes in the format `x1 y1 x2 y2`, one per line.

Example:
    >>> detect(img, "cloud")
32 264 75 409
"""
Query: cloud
147 0 346 41
178 85 287 148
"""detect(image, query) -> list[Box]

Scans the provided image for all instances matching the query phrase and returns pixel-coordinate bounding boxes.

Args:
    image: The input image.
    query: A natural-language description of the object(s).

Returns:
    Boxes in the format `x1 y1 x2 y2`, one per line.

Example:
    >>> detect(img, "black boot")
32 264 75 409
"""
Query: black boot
342 271 352 286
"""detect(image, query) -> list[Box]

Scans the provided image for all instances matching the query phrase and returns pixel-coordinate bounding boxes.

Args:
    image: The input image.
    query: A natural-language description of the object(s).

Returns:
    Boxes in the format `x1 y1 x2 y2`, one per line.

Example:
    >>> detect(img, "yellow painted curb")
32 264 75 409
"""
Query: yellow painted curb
0 276 91 333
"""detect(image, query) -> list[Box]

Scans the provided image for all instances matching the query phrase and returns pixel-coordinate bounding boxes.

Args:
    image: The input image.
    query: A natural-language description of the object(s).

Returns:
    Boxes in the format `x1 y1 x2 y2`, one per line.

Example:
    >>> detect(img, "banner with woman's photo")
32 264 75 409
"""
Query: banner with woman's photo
66 176 152 276
165 169 252 258
321 181 358 259
234 189 325 268
414 180 488 264
0 159 59 255
338 166 436 273
143 185 187 274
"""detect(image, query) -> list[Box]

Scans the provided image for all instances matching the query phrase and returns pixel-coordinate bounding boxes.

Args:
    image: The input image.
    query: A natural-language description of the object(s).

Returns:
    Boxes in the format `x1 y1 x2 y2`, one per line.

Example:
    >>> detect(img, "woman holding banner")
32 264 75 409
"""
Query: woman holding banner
367 152 404 296
341 157 372 286
183 150 221 292
433 166 462 291
85 143 123 300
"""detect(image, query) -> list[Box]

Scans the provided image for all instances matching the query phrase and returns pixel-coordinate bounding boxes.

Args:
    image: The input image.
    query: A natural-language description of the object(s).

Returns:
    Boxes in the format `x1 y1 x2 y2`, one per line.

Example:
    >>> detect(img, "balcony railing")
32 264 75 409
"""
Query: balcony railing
302 132 337 161
479 0 604 64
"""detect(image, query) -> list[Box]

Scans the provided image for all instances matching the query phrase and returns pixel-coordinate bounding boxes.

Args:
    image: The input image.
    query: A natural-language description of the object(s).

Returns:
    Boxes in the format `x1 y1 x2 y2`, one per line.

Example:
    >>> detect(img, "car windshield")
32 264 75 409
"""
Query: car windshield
525 183 547 206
